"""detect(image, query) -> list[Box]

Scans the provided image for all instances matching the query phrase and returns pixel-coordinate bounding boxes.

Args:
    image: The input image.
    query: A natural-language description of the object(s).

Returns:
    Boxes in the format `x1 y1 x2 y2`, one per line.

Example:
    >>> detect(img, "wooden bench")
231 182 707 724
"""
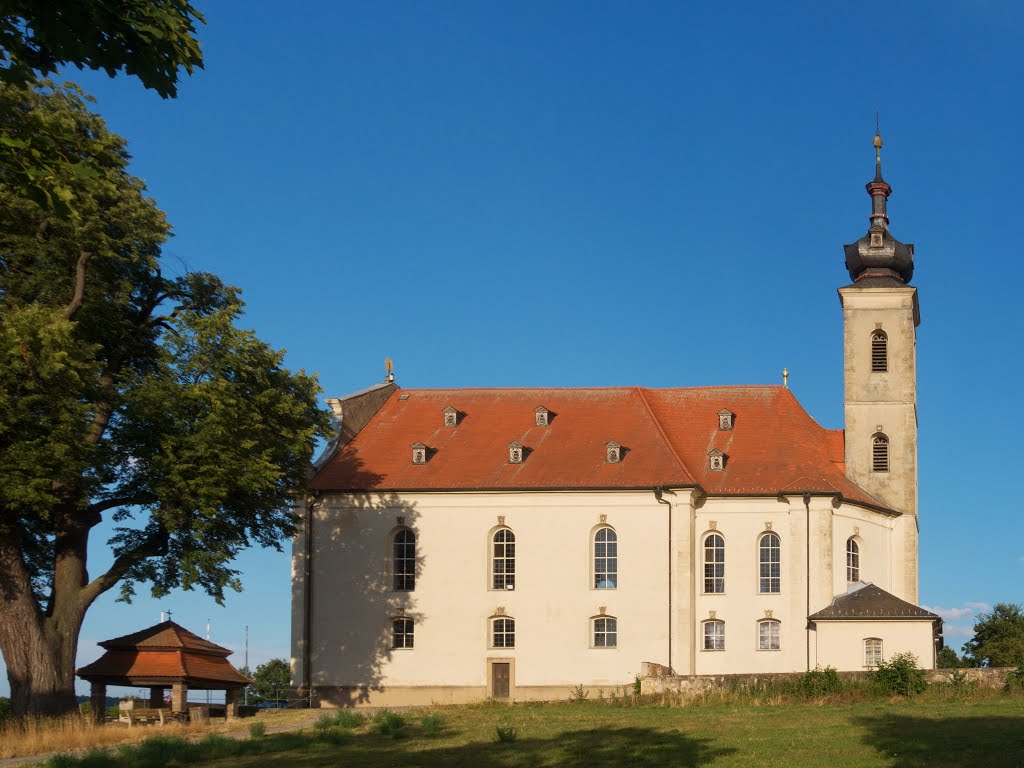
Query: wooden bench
120 707 172 727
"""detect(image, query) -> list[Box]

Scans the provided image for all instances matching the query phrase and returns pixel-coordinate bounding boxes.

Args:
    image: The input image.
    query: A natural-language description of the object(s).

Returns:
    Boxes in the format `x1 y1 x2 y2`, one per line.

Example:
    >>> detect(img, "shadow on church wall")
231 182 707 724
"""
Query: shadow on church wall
295 448 425 706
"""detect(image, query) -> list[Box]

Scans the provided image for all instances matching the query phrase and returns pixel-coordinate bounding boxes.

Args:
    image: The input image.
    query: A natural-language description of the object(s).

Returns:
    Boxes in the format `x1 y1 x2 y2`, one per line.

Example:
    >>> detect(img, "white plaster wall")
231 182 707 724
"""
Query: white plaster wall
814 620 936 671
293 489 905 695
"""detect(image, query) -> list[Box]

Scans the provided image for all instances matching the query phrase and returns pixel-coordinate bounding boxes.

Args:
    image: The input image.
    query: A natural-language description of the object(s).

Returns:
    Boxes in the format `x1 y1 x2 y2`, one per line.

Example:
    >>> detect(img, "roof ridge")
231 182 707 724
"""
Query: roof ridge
635 386 694 482
378 384 788 394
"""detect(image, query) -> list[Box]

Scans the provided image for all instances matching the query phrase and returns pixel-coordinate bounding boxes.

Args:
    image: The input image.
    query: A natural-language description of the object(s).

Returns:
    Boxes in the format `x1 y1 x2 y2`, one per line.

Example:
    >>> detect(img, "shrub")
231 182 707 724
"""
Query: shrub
419 713 445 736
334 709 366 728
568 684 589 702
371 709 407 738
248 720 266 739
495 725 518 743
313 713 336 738
0 697 11 724
633 675 643 696
872 652 926 696
1004 665 1024 694
800 666 843 697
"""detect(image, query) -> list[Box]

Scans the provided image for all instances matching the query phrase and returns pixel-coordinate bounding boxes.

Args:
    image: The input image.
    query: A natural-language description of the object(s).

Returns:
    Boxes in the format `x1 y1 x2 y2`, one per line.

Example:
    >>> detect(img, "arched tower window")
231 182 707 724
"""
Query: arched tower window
758 532 781 593
703 533 725 594
846 538 860 582
871 330 888 372
872 433 889 472
492 529 516 590
392 528 415 591
594 527 617 589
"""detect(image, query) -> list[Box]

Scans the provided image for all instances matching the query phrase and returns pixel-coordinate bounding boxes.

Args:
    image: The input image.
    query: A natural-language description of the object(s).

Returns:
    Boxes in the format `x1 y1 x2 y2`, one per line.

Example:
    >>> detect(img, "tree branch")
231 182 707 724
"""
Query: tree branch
63 250 91 321
87 495 157 516
79 523 169 609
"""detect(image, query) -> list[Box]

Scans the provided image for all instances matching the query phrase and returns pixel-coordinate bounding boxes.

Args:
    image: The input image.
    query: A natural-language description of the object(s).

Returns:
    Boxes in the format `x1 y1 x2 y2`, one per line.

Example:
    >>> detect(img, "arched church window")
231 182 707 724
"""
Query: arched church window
492 529 516 590
594 527 617 589
846 538 860 582
392 528 415 591
758 533 781 593
391 617 414 649
703 534 725 594
703 619 725 650
871 331 888 372
758 619 781 651
872 434 889 472
492 617 515 648
864 637 883 667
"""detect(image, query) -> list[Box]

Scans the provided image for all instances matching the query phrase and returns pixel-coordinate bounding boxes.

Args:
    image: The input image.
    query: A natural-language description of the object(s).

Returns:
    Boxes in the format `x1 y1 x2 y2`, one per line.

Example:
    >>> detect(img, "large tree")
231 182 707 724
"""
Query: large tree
962 603 1024 668
0 80 330 717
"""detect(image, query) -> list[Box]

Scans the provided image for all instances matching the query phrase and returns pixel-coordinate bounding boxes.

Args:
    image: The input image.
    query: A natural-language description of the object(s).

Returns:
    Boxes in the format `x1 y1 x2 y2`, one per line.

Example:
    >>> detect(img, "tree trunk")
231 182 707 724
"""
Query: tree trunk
0 537 83 717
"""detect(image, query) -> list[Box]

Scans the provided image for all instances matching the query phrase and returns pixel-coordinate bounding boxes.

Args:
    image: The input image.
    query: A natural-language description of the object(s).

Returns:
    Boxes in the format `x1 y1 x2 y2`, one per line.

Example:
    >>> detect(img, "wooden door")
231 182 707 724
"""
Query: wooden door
492 662 510 699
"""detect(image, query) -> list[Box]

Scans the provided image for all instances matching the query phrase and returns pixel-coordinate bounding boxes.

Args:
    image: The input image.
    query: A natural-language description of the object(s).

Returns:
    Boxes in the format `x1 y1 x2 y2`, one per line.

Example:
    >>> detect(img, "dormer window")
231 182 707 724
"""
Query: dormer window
411 442 428 465
534 406 550 427
605 441 621 464
718 409 734 431
508 441 524 464
443 405 458 428
708 449 726 471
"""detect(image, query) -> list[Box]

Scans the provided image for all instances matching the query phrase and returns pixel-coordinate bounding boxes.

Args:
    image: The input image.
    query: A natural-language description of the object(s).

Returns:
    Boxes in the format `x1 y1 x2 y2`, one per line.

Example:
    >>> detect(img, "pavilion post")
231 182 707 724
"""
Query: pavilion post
171 682 188 714
149 686 165 708
225 688 239 720
89 682 106 726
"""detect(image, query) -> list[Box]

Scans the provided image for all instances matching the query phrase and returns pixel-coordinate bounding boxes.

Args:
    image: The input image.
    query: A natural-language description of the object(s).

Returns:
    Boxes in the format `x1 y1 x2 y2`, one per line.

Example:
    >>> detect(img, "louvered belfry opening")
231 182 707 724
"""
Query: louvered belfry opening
871 331 888 372
872 434 889 472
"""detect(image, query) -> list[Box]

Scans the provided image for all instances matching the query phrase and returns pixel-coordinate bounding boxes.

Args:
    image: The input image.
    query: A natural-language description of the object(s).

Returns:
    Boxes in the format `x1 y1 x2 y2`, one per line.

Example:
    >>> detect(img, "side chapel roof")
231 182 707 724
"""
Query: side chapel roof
809 583 940 621
311 385 890 512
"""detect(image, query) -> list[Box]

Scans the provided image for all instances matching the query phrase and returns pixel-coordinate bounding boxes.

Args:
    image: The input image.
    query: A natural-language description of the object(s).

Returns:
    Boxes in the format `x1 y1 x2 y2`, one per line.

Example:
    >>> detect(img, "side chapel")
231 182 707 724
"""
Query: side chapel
291 135 941 707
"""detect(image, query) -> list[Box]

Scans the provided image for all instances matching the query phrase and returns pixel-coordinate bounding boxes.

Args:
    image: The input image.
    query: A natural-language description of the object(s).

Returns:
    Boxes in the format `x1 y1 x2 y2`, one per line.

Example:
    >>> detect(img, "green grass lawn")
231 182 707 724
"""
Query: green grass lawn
49 694 1024 768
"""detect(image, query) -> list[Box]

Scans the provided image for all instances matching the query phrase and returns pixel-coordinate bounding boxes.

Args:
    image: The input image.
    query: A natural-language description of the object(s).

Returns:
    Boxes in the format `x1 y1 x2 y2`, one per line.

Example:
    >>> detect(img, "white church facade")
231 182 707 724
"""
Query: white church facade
290 136 941 707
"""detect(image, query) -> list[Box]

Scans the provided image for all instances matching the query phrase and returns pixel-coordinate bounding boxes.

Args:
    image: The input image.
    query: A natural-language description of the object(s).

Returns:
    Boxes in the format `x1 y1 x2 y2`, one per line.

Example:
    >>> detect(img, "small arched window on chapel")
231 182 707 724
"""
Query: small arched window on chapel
392 529 415 591
872 434 889 473
846 538 860 583
871 330 888 373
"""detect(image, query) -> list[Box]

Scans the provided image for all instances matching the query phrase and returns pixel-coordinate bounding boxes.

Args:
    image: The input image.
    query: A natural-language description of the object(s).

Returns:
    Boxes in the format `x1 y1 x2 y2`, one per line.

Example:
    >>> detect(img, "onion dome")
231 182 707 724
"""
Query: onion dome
843 132 914 285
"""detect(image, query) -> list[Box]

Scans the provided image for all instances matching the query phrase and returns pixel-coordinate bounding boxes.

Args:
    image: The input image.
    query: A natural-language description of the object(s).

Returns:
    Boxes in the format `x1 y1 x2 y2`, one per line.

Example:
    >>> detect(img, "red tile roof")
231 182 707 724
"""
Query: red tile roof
311 385 890 512
99 621 228 655
78 621 252 688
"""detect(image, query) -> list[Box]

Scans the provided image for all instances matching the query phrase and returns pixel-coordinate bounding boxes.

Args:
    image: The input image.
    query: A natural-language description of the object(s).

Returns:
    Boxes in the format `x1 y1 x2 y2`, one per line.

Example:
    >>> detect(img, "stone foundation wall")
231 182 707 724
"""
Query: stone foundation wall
640 664 1015 695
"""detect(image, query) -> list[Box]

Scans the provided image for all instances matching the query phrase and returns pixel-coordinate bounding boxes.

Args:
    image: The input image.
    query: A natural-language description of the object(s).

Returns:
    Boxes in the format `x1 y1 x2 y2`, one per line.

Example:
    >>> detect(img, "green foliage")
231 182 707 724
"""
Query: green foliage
0 78 330 716
872 652 926 696
0 1 204 97
633 674 642 696
569 684 589 702
419 713 445 736
0 4 204 216
799 666 843 697
250 659 290 704
936 645 964 669
495 724 518 743
371 709 407 738
0 696 10 722
334 709 366 729
314 714 336 737
1004 665 1024 694
248 720 266 739
963 603 1024 668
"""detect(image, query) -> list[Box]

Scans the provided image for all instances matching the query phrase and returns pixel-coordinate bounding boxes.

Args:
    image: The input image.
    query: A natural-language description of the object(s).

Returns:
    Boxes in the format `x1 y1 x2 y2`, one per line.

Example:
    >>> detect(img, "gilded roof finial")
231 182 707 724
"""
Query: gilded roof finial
873 112 884 182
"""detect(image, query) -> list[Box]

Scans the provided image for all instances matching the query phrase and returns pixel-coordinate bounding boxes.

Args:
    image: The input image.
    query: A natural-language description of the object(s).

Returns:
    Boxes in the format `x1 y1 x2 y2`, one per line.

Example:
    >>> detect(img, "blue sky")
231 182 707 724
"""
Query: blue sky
5 1 1024 697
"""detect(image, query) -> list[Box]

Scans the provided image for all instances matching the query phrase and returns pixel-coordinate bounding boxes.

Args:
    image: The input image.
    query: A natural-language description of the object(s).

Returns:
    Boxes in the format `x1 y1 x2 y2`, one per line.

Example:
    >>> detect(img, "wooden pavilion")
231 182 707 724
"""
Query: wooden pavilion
76 620 252 724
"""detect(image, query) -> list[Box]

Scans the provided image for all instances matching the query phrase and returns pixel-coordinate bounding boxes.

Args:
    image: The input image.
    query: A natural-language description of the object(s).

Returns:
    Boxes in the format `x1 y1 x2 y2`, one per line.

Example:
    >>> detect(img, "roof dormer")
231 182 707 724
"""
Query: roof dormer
605 441 622 464
708 448 727 471
718 409 734 431
411 441 428 465
508 441 524 464
534 405 550 427
443 405 459 428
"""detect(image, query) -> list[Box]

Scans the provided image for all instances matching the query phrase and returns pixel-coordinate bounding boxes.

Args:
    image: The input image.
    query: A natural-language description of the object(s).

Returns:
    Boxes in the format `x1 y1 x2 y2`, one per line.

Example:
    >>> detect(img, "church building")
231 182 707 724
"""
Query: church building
290 135 941 707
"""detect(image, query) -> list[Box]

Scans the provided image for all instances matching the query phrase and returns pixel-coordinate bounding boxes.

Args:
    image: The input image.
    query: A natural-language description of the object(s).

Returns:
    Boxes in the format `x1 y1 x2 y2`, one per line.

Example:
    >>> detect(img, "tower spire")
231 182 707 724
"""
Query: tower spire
843 129 914 286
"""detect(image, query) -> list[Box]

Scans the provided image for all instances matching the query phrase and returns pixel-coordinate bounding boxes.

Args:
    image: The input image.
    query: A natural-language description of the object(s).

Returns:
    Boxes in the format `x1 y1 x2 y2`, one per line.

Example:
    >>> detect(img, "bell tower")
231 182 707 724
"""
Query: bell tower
838 132 920 603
